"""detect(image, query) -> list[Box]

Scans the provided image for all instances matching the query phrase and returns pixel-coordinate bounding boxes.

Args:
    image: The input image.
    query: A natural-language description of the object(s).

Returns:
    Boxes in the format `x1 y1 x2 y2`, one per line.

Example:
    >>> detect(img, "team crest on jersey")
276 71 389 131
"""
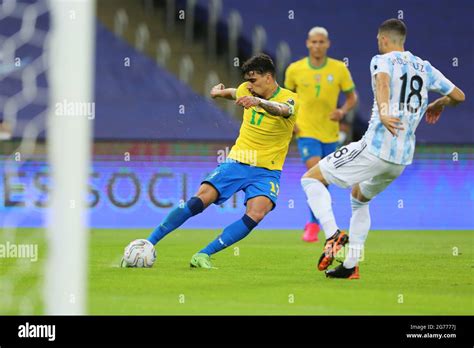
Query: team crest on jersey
314 74 321 83
327 74 334 84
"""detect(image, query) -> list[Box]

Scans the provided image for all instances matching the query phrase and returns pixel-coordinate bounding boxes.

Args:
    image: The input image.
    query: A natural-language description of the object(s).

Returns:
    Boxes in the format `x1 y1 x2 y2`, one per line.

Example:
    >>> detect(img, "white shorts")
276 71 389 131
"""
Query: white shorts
319 139 406 199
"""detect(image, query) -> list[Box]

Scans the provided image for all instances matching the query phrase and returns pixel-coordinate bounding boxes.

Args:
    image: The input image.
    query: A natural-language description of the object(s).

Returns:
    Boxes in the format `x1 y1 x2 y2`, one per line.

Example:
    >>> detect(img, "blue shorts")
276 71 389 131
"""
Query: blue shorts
297 137 338 163
202 162 281 209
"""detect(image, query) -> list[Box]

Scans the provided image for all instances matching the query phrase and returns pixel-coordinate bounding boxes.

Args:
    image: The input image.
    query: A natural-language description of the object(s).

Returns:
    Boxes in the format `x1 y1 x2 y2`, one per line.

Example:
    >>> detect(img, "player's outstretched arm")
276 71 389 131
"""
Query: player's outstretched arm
210 83 237 100
235 96 293 117
426 87 465 124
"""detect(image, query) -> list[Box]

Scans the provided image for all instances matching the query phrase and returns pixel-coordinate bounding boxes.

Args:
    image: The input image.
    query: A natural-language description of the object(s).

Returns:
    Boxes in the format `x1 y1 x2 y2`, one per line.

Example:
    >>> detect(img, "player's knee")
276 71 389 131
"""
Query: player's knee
195 193 214 209
302 165 326 183
351 185 370 203
195 184 218 208
246 209 267 223
302 170 314 180
305 157 320 170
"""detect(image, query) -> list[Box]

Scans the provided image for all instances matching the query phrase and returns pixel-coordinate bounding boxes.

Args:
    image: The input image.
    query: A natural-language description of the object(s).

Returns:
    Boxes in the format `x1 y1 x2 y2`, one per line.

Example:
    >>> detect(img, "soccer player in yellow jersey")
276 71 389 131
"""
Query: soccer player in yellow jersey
139 54 299 269
285 27 358 242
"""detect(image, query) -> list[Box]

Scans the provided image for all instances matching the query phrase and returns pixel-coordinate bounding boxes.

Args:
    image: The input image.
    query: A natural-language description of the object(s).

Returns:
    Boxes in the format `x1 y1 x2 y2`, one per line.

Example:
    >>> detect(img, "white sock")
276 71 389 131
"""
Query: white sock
301 178 339 239
343 196 370 269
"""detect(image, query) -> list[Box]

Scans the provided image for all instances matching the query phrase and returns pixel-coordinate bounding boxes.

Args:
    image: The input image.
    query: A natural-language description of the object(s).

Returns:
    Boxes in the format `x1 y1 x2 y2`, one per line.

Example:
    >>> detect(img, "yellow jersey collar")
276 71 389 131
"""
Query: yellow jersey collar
269 85 281 100
307 56 328 70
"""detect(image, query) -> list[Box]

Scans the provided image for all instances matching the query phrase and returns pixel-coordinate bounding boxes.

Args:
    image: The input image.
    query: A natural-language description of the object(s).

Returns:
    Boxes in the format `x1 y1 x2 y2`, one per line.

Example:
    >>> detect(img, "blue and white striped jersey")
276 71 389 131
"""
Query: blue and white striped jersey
363 51 455 165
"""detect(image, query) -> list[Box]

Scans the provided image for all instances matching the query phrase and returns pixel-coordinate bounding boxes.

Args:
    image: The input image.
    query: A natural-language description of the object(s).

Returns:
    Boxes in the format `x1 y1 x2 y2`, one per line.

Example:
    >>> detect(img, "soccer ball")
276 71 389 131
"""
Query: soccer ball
121 239 156 268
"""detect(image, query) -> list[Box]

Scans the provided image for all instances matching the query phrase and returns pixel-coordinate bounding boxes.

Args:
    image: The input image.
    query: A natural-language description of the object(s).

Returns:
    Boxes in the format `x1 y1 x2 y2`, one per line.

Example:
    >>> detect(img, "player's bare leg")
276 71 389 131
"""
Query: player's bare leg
301 165 348 270
245 195 273 223
305 157 322 175
191 196 272 269
195 183 220 209
326 184 369 279
302 156 322 242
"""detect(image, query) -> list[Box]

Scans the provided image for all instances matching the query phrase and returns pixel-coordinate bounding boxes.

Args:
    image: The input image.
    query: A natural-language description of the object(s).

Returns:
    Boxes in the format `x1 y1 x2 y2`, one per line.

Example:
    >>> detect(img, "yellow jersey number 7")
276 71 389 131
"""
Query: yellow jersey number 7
315 84 321 97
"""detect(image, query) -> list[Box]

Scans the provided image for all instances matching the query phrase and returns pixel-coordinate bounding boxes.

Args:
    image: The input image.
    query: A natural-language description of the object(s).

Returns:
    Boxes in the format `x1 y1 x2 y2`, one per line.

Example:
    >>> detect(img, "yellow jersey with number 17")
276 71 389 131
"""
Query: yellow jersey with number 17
285 57 355 143
227 82 299 171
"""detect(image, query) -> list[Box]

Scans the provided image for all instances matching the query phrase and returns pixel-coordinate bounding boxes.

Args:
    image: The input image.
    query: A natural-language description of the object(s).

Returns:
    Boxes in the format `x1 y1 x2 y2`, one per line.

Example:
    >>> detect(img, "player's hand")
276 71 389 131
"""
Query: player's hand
210 83 225 98
330 109 345 121
425 101 445 124
236 96 261 109
380 115 404 137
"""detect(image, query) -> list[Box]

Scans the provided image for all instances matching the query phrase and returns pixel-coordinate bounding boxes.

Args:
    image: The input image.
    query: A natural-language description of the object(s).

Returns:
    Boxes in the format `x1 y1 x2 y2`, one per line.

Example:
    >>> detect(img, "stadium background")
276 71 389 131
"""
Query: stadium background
0 0 473 318
1 0 472 231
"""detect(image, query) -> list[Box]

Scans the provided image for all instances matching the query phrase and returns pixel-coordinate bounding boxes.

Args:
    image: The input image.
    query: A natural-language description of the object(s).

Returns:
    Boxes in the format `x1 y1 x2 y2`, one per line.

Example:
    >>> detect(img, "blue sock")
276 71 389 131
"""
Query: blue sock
200 214 258 256
147 197 204 245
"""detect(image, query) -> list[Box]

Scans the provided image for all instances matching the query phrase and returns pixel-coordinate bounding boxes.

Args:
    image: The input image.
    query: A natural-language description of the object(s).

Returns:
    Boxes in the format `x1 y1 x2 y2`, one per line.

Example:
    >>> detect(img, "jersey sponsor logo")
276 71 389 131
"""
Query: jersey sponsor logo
314 74 321 83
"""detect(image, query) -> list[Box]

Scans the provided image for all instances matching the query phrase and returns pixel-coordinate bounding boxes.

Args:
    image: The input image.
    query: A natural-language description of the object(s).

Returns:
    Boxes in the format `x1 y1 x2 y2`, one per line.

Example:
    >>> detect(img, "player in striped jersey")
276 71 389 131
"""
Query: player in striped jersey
300 18 465 278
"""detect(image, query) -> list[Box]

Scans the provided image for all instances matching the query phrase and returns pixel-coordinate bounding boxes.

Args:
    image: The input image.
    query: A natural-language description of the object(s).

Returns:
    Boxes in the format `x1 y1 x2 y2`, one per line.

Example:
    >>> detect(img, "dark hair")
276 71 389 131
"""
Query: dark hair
379 18 407 38
241 53 276 77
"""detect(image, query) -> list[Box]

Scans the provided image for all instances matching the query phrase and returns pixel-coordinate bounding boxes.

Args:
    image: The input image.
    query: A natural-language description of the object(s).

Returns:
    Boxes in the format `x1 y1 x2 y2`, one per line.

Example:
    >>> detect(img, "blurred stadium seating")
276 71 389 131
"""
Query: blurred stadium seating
187 0 473 143
94 21 239 140
0 16 239 141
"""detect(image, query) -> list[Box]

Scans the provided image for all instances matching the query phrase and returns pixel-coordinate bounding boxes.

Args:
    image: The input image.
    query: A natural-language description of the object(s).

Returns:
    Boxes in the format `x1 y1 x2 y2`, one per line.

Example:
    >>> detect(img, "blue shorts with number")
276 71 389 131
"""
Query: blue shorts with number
202 162 281 209
297 137 338 163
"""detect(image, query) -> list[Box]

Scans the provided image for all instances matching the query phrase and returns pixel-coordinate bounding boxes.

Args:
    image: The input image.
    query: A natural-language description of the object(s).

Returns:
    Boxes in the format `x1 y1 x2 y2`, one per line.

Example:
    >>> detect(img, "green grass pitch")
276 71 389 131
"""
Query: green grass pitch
2 229 473 315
